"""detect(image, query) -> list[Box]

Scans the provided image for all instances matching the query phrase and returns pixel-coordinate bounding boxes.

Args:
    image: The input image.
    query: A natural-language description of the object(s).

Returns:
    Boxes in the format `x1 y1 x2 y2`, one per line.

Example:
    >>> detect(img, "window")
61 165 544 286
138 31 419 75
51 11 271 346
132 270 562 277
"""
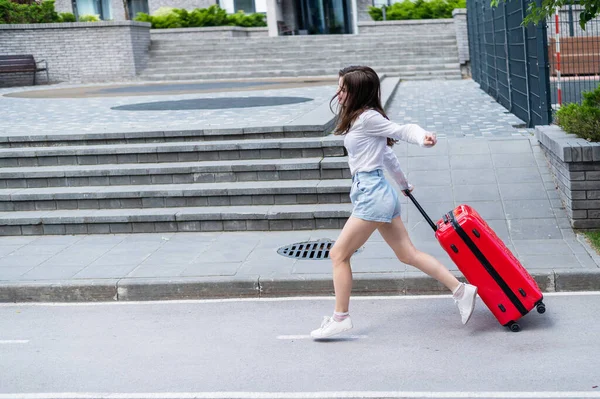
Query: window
74 0 112 19
234 0 255 13
128 0 149 19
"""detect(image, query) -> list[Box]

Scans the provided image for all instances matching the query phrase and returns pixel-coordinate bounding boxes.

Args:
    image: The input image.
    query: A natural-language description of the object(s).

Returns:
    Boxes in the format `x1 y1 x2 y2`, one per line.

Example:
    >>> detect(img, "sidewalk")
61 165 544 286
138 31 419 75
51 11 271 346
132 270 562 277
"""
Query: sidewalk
1 79 599 302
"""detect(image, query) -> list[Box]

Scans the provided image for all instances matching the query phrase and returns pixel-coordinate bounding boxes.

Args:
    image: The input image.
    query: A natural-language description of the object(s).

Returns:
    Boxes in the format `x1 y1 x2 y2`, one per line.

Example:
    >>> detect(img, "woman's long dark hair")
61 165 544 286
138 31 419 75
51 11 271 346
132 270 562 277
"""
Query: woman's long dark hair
330 65 397 147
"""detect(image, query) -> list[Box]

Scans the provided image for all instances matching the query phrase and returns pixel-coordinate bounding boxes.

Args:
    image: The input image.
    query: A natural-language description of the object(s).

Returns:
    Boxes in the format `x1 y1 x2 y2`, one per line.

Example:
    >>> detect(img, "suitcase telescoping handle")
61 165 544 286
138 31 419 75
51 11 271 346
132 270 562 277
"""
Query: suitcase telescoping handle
402 189 437 232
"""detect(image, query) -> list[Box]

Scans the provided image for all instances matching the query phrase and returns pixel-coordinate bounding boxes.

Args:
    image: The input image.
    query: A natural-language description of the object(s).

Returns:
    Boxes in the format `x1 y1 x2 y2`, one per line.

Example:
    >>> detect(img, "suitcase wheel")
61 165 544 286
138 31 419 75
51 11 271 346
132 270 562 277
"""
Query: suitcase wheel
507 321 521 332
536 302 546 314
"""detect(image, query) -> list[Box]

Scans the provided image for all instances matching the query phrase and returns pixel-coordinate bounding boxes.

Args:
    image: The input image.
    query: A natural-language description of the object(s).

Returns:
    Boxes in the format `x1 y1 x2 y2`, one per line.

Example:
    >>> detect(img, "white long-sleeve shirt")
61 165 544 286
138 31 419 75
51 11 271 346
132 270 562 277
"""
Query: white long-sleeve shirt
343 109 429 191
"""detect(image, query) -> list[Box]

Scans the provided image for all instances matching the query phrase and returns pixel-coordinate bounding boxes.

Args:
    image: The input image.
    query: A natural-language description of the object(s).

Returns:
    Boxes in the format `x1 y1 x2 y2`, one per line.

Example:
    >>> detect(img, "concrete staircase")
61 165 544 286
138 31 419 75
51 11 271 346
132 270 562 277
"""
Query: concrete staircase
139 34 462 81
0 77 401 236
0 132 352 235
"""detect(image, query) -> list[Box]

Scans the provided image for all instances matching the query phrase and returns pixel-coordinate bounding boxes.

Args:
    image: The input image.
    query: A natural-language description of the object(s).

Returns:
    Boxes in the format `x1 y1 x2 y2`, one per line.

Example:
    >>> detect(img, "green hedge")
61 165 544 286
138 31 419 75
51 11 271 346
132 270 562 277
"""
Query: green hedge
556 85 600 142
368 0 466 21
1 0 79 24
134 5 266 29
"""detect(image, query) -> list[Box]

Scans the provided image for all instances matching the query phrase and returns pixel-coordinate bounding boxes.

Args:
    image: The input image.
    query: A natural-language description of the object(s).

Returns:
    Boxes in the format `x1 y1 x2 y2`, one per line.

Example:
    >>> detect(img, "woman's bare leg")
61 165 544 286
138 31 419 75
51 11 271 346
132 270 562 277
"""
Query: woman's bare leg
377 216 460 291
329 216 382 312
377 216 478 324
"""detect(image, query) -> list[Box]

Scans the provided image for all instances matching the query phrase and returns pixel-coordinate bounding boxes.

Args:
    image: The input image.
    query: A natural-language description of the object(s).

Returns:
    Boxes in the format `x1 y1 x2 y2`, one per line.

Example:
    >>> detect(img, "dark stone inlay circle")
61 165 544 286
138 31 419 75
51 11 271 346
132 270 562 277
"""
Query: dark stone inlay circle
111 96 313 111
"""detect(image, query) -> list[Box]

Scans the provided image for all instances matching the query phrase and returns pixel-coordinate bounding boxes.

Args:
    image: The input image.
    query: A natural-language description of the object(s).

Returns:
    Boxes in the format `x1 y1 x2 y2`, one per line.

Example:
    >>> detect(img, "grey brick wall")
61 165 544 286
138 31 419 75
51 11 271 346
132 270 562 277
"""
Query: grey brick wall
0 22 151 87
537 125 600 229
452 8 468 65
148 0 216 14
357 19 454 35
150 26 268 39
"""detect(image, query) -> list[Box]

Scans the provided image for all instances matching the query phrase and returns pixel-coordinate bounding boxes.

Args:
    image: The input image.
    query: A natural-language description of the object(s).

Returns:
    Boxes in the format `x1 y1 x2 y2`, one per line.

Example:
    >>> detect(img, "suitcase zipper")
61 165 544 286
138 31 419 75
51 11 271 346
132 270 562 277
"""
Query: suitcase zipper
448 211 528 316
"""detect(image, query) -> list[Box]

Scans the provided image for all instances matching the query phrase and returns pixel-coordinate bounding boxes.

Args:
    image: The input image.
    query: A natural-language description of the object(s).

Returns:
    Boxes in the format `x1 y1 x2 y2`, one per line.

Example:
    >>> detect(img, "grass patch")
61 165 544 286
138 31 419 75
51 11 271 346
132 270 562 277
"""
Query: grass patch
582 230 600 254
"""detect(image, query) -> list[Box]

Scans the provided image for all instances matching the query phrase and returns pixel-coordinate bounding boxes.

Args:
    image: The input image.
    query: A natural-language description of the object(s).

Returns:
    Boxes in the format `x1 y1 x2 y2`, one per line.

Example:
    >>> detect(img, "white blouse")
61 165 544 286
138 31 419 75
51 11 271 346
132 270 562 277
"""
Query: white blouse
343 109 429 190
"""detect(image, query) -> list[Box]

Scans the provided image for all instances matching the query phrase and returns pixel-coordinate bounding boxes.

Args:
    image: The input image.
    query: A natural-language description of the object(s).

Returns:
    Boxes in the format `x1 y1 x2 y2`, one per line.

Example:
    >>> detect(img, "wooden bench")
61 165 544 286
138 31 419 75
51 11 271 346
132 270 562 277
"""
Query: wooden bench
548 37 600 76
0 55 49 85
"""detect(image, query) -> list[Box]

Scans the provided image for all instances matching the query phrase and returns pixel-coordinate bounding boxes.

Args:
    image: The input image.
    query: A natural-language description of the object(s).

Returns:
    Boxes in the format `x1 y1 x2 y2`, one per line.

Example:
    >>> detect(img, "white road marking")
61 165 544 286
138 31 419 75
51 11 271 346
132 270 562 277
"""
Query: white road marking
0 340 28 344
276 335 368 340
0 291 597 307
1 391 600 399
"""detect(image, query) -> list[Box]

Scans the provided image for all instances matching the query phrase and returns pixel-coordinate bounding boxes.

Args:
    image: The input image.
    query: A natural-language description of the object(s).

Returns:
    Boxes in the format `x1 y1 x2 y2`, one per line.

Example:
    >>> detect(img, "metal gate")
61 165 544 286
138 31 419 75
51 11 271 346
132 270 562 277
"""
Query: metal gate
467 0 553 127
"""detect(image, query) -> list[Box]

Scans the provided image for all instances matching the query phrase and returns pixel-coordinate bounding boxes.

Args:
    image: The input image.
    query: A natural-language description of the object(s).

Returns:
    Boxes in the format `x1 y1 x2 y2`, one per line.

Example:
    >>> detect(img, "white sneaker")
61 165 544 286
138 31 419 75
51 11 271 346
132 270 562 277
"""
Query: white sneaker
454 283 478 325
310 316 353 339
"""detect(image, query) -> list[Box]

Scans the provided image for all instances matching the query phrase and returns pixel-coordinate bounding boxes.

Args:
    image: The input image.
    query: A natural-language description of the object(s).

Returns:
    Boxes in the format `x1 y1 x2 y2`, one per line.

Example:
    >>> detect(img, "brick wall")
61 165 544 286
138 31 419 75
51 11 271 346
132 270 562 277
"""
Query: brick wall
357 18 455 35
150 26 268 39
0 22 151 87
452 9 469 65
537 125 600 229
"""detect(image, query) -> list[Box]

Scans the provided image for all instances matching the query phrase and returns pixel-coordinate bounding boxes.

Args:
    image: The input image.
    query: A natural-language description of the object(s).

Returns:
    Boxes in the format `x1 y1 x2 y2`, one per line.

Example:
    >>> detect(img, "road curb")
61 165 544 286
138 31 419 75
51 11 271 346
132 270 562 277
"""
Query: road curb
2 269 599 303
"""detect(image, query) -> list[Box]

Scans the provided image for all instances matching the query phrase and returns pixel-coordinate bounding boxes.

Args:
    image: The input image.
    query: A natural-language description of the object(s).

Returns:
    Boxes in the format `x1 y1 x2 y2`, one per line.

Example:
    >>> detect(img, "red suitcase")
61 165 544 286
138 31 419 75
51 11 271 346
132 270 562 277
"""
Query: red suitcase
405 192 546 332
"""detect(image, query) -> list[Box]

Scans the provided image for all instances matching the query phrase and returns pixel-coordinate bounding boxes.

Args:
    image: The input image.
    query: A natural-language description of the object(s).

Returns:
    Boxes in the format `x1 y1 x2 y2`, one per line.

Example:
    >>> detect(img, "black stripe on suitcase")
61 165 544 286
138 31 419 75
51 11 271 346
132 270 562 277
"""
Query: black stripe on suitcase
448 211 529 317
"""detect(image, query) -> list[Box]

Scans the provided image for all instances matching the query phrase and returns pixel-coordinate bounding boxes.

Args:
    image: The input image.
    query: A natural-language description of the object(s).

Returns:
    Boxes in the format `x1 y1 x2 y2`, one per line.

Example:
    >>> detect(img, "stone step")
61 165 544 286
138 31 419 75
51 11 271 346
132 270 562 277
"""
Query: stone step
147 46 459 57
149 37 458 48
0 157 350 189
142 63 461 75
0 137 346 167
0 179 352 211
0 126 338 149
145 56 460 68
143 60 460 73
150 34 458 46
140 68 462 81
0 203 354 235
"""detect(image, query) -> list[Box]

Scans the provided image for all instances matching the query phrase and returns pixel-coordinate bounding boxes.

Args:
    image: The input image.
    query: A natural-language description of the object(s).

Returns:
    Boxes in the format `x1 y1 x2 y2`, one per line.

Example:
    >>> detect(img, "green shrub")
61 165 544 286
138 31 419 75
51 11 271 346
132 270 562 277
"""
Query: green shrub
134 5 266 28
556 85 600 142
0 0 60 24
188 5 228 27
226 10 266 27
58 12 75 22
78 13 99 22
368 0 466 21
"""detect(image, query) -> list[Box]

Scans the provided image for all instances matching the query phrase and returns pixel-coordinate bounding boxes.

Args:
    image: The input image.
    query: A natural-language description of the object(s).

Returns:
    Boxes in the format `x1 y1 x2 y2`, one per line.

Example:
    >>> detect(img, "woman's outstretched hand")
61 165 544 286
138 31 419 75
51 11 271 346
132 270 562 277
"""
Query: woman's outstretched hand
402 185 414 196
423 133 437 147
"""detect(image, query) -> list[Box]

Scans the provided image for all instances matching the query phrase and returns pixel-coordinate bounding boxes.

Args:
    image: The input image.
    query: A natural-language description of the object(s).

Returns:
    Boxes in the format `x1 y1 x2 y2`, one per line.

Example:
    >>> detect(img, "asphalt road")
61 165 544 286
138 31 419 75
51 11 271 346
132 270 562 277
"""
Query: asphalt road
1 292 599 399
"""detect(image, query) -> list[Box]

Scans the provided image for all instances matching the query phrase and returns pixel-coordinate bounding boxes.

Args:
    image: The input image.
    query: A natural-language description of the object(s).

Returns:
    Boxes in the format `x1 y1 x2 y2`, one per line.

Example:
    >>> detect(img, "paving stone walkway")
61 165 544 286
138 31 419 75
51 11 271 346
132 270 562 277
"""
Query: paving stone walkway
0 82 337 136
1 79 599 302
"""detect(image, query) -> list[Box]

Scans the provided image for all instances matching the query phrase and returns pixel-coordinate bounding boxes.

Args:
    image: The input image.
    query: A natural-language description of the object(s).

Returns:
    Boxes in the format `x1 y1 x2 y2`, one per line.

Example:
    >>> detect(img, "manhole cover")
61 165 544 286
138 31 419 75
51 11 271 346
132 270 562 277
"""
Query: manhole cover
277 239 362 260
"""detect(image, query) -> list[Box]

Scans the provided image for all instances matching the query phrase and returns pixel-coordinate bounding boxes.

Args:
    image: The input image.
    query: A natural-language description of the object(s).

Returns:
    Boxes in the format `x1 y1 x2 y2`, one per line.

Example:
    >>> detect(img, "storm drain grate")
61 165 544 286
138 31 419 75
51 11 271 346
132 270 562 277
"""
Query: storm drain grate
277 239 335 260
277 239 362 260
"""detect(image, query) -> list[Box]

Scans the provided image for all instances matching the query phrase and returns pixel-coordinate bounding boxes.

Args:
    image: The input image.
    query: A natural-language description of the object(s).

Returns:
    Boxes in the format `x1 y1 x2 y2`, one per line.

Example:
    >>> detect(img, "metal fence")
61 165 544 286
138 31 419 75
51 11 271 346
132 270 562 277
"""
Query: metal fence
547 3 600 107
467 0 552 127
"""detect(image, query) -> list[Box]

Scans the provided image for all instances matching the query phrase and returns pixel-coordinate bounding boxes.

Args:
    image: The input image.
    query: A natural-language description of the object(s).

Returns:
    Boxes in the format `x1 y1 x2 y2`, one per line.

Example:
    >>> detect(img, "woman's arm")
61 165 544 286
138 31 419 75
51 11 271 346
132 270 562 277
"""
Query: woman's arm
363 110 435 147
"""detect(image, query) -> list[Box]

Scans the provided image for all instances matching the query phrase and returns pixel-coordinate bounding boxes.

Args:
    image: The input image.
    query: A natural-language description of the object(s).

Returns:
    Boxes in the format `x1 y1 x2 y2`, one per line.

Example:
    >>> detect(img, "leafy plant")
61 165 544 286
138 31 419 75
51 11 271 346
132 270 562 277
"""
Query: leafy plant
368 0 466 21
78 13 99 22
134 5 266 28
0 0 60 24
59 12 75 22
556 85 600 142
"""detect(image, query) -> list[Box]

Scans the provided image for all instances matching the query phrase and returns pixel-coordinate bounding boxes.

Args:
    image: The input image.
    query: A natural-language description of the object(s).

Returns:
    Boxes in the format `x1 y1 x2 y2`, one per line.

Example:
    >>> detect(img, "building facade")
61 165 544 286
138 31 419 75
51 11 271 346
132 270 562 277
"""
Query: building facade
54 0 374 35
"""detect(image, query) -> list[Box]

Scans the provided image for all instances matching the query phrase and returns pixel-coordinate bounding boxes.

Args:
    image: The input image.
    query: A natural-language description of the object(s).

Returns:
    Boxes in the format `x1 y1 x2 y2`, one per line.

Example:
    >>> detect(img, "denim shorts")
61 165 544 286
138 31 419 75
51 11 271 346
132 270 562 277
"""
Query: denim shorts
350 169 402 223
